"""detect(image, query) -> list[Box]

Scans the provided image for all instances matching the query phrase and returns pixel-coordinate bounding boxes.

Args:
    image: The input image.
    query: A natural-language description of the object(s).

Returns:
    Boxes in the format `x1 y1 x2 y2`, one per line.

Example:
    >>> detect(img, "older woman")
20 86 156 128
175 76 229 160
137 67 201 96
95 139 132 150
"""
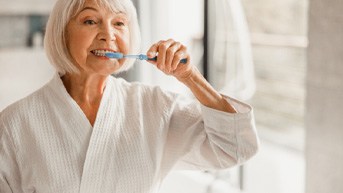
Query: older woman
0 0 259 192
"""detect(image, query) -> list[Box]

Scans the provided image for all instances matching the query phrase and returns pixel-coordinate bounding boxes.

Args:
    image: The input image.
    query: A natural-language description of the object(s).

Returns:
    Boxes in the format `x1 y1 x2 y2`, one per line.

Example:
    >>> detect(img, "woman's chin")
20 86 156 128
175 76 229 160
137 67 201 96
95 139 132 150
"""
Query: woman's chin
86 60 122 75
97 64 122 76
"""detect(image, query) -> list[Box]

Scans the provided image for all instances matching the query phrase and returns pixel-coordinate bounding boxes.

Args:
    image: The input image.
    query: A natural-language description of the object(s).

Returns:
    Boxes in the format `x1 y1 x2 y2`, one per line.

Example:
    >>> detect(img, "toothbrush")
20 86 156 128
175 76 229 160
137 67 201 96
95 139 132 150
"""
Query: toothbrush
105 52 187 64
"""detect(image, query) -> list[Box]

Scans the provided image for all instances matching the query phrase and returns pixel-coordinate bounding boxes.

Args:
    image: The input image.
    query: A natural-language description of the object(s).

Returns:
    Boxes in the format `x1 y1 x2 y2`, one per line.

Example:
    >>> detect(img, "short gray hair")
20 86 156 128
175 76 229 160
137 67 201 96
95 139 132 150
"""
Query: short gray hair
44 0 141 75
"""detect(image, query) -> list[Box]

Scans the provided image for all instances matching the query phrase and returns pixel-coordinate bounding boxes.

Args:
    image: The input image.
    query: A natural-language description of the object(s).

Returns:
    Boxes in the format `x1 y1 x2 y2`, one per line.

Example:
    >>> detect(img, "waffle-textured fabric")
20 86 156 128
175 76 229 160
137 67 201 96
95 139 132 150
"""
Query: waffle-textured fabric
0 73 259 193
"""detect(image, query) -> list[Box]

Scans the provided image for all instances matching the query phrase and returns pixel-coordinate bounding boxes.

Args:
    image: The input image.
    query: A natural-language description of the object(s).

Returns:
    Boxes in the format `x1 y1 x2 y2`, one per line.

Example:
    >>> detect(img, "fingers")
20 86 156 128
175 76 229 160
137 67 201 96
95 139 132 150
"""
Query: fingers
171 45 187 71
166 42 182 72
156 39 174 71
147 41 162 58
146 39 188 74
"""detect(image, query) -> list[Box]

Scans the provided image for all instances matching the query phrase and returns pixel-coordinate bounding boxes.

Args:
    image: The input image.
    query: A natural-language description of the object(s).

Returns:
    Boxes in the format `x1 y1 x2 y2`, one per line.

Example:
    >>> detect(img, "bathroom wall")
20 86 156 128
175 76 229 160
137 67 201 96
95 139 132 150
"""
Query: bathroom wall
0 0 55 111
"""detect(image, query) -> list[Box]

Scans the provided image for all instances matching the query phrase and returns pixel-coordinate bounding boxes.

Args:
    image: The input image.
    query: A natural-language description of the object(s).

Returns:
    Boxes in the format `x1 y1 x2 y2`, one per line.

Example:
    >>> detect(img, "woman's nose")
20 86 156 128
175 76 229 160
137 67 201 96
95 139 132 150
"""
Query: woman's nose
98 23 116 42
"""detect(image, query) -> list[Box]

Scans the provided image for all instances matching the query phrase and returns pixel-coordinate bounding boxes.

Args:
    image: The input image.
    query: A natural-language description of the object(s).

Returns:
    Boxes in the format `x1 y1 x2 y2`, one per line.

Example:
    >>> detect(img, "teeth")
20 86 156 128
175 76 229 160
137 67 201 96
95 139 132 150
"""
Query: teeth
92 50 115 56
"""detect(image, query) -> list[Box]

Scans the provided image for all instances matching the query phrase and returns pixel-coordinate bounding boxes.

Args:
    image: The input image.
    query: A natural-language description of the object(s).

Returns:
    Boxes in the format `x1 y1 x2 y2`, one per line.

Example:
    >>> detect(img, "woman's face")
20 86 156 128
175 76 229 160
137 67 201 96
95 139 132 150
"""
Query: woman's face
66 0 130 76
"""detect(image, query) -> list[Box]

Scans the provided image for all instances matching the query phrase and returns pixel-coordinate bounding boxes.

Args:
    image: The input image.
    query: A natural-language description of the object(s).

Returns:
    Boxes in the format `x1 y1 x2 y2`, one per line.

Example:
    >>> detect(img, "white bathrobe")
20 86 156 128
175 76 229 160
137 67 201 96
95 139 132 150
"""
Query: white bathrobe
0 73 259 193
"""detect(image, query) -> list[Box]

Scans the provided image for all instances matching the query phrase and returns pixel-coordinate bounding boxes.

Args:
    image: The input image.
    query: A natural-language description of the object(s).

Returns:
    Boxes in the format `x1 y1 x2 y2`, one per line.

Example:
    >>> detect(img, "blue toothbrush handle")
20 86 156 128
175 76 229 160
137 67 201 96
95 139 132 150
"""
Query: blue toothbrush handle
140 55 187 64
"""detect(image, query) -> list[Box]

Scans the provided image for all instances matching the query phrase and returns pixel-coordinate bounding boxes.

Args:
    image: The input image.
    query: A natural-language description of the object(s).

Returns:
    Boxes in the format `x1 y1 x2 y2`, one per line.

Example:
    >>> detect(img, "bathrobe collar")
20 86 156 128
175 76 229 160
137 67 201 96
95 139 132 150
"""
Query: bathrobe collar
49 73 123 192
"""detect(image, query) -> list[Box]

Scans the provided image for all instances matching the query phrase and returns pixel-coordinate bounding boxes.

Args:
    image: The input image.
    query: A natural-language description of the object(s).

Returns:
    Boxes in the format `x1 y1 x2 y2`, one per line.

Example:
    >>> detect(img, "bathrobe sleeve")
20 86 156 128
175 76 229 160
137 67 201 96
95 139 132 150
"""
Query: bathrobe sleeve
157 88 259 172
0 118 23 193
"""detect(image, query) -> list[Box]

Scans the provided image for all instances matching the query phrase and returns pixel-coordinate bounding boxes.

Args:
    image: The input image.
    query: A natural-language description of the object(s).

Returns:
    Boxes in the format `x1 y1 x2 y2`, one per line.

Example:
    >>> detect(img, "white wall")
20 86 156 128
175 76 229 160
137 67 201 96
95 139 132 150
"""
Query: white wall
0 0 55 14
306 0 343 192
0 49 55 111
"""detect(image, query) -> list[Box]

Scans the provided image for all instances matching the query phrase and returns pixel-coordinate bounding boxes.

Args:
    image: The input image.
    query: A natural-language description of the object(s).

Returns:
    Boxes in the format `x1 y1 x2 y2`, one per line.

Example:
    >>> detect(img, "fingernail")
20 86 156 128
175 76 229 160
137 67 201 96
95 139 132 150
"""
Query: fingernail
148 52 156 57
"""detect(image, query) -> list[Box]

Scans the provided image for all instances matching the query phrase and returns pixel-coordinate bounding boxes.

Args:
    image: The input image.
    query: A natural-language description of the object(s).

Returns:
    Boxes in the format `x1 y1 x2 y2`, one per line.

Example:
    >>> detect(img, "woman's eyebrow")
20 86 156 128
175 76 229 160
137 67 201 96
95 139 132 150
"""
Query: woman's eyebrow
80 6 99 13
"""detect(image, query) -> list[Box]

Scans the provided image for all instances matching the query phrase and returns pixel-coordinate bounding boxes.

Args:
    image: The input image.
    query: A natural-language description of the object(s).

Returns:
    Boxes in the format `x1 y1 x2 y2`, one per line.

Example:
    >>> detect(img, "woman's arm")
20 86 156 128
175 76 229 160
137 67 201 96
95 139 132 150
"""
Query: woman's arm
177 67 237 113
146 40 259 171
147 39 237 113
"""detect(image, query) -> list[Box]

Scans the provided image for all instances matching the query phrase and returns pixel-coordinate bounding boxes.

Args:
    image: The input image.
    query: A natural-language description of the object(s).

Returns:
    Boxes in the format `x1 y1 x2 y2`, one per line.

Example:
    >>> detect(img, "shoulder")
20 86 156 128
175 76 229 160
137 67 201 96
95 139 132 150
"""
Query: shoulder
0 82 51 128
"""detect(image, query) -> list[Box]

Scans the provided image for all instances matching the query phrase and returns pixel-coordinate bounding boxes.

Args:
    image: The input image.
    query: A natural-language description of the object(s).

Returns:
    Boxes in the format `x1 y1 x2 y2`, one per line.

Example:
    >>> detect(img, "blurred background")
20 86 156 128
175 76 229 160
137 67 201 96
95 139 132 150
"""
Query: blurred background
0 0 342 193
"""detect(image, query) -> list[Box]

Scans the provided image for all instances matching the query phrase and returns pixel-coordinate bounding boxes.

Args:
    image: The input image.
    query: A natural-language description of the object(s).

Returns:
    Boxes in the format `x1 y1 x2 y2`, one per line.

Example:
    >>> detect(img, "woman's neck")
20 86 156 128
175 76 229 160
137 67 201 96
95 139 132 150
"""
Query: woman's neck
61 72 109 126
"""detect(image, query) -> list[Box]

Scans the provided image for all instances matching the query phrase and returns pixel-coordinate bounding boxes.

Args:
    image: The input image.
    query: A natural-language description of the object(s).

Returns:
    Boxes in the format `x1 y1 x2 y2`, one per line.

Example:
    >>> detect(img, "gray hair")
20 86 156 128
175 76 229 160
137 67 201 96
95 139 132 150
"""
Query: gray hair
44 0 141 75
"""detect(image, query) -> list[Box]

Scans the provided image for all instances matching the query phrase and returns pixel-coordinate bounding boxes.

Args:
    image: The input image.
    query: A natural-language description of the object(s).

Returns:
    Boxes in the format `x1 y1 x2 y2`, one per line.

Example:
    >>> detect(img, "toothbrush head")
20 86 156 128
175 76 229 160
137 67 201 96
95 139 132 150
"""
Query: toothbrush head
105 52 124 59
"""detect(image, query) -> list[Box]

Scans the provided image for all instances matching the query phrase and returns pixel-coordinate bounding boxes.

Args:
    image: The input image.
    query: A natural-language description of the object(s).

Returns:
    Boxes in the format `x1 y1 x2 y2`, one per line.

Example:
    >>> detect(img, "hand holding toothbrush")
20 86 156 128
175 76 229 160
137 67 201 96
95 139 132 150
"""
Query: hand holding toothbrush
145 39 193 81
106 39 192 81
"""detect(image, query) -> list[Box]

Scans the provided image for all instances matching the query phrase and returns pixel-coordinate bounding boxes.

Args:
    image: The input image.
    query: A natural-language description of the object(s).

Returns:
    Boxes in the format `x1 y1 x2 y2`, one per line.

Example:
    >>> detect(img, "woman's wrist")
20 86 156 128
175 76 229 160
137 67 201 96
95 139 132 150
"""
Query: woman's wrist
176 66 237 113
175 65 198 84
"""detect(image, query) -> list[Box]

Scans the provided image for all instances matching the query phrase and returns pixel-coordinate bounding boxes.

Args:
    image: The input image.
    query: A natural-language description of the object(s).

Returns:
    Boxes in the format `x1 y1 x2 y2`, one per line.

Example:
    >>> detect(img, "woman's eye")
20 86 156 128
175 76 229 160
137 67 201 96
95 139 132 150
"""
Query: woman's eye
115 22 125 27
84 20 97 25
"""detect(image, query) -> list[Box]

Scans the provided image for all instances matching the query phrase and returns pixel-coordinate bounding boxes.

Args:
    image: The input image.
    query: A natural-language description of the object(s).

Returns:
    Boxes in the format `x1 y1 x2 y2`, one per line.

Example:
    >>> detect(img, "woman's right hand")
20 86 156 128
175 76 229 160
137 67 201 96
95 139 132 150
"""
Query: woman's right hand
146 39 194 82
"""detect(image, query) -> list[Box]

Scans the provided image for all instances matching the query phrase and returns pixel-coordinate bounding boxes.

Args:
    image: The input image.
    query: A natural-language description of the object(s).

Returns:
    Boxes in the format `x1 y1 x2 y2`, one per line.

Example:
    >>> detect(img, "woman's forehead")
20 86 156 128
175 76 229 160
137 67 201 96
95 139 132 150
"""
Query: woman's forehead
82 0 126 14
